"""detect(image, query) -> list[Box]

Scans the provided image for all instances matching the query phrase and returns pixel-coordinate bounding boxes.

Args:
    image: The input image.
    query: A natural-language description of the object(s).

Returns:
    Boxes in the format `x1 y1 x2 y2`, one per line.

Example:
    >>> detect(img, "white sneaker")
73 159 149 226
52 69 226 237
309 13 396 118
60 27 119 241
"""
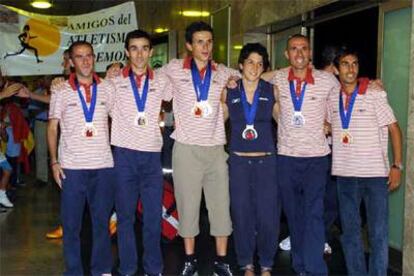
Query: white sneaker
279 236 291 251
0 191 13 208
324 242 332 254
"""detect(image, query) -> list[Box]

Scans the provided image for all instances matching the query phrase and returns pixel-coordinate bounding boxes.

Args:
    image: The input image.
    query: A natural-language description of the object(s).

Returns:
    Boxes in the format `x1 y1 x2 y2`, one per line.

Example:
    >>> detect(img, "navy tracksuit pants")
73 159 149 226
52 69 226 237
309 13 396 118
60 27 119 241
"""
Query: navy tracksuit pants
113 146 163 276
229 154 280 268
61 168 114 276
278 155 329 275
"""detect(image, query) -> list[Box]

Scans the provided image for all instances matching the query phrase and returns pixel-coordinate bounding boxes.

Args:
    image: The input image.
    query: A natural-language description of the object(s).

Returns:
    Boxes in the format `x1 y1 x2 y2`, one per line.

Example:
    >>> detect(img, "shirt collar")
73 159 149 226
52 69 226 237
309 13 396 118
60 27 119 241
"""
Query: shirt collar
122 65 154 80
287 67 315 85
183 56 217 71
69 73 101 91
357 77 369 94
341 77 369 96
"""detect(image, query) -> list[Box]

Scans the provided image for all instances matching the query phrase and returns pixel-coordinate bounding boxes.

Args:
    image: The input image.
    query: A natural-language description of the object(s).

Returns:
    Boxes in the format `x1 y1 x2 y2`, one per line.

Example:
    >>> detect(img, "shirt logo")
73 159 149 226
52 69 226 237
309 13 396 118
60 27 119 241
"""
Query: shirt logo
231 98 240 104
259 97 269 101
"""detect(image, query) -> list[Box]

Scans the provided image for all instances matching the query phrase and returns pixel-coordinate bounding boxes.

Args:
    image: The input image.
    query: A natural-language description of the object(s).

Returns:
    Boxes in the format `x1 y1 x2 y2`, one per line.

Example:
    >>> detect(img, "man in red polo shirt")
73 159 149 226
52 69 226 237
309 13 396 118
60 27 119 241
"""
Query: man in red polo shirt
108 29 172 276
48 41 114 275
263 34 340 275
327 46 402 275
161 21 240 276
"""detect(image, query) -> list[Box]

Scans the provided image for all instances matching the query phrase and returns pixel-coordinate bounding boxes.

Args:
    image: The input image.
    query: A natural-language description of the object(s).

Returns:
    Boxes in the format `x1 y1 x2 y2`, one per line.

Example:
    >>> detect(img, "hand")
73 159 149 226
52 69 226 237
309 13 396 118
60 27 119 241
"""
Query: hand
388 167 401 191
226 75 240 89
368 79 384 91
51 77 65 91
105 63 122 79
51 163 66 188
15 86 31 98
1 83 23 98
324 122 332 135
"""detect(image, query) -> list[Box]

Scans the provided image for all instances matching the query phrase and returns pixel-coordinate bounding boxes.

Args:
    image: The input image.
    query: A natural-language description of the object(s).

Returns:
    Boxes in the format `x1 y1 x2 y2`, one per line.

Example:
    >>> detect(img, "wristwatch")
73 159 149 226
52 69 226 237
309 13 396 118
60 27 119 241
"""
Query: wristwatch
391 163 404 171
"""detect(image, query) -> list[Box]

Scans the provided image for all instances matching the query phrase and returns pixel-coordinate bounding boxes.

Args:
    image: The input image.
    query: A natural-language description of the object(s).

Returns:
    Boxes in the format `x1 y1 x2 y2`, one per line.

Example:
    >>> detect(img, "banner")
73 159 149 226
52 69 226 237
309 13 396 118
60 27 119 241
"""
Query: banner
0 2 138 76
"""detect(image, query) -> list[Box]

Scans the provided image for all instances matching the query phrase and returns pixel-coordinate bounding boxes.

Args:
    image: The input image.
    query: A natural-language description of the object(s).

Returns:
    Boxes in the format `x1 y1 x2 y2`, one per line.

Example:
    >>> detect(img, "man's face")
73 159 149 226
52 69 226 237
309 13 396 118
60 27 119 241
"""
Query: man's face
125 37 153 72
70 45 95 80
186 31 213 64
285 37 311 70
338 54 359 85
239 52 264 82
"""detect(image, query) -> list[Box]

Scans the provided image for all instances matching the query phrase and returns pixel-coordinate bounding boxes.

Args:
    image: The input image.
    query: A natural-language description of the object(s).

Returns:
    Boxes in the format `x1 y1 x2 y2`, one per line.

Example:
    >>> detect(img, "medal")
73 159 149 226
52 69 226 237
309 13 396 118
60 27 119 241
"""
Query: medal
191 59 212 118
339 85 358 146
76 79 97 138
134 112 147 126
341 131 353 145
242 124 258 140
192 102 203 118
240 81 260 140
289 80 307 127
82 122 98 137
292 111 305 128
129 69 149 126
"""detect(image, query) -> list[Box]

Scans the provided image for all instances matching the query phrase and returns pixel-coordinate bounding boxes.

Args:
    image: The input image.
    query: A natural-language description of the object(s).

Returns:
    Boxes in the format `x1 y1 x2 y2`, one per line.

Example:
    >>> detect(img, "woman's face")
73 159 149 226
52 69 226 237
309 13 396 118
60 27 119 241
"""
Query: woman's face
239 52 264 82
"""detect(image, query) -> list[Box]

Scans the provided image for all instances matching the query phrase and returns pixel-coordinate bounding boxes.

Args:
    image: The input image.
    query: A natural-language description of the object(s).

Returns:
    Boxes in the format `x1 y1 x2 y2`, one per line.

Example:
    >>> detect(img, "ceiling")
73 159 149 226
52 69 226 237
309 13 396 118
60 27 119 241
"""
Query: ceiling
0 0 228 33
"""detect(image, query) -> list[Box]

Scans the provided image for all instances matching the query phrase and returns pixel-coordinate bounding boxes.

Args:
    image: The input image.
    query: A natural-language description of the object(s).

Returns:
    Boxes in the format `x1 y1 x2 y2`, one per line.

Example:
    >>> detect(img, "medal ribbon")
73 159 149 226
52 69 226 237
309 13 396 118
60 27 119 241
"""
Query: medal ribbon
289 81 307 112
76 79 97 123
339 85 359 130
191 59 212 102
240 81 260 125
129 69 149 113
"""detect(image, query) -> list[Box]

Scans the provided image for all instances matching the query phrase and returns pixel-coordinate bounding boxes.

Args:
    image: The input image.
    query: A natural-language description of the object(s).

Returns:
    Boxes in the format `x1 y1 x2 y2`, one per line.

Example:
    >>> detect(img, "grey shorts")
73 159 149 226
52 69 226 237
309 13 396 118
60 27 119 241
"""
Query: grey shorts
172 142 232 237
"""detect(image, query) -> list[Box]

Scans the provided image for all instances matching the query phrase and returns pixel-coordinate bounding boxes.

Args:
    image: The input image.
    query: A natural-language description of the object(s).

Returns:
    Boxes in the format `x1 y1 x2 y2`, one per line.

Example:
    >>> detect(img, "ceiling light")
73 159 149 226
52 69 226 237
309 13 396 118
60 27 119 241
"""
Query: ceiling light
154 28 169 33
233 45 243 50
31 1 52 9
181 10 210 17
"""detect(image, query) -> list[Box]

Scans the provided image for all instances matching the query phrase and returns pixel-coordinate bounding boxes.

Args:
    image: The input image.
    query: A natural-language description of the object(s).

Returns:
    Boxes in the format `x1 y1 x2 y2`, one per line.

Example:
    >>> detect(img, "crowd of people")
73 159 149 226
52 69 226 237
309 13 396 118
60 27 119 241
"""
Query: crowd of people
0 19 403 276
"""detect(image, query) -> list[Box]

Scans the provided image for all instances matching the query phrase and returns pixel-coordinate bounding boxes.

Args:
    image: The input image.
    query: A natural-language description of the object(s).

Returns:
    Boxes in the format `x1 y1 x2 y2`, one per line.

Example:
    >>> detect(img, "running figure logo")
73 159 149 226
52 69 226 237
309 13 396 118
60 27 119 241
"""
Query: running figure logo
4 25 43 63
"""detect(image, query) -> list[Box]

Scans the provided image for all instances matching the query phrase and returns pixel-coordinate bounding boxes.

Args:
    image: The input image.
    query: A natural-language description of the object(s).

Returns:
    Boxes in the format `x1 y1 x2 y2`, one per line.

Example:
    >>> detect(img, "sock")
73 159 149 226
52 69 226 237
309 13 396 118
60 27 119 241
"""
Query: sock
185 254 196 263
110 212 117 222
215 255 227 264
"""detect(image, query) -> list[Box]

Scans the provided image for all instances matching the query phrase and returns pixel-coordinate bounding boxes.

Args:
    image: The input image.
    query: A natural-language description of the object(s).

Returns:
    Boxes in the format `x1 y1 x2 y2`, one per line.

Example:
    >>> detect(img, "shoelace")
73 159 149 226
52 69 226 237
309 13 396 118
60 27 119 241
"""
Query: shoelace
225 264 233 276
181 262 195 276
218 263 233 276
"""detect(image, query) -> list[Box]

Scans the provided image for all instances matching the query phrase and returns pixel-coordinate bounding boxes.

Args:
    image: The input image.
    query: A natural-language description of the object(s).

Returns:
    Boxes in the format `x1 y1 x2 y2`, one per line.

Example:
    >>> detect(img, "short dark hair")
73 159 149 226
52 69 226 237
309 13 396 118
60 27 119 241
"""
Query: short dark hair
334 46 359 68
185 21 213 44
238 43 270 72
320 45 338 69
286 34 310 50
124 29 152 50
68 41 94 58
106 62 124 72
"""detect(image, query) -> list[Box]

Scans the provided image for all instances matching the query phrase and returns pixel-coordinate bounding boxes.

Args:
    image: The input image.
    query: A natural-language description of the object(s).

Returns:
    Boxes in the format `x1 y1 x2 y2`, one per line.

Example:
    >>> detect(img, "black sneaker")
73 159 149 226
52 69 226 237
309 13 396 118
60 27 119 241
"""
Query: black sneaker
213 261 233 276
180 260 198 276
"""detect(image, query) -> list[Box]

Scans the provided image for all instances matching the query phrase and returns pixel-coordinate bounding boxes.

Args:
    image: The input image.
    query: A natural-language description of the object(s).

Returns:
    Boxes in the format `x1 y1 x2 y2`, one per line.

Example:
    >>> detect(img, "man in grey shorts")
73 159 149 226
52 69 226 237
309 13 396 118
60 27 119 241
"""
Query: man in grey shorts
161 21 239 276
